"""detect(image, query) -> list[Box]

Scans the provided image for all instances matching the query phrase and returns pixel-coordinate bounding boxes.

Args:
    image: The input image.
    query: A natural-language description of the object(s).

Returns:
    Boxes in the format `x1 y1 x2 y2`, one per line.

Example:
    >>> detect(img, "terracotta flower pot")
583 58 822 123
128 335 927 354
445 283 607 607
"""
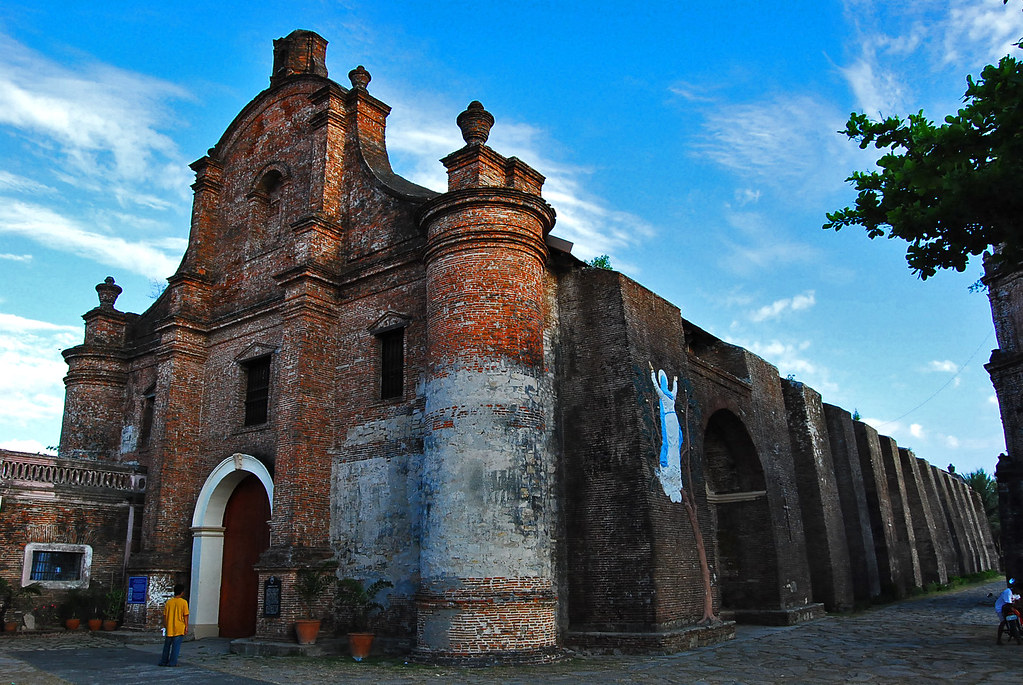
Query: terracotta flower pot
65 618 81 630
294 619 321 645
3 621 17 633
102 620 117 631
87 618 102 631
348 632 375 661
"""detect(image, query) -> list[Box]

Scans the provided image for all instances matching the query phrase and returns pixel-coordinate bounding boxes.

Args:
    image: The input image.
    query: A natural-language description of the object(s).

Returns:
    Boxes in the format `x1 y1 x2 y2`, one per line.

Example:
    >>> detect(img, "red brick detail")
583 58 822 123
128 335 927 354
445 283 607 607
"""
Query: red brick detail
414 577 558 661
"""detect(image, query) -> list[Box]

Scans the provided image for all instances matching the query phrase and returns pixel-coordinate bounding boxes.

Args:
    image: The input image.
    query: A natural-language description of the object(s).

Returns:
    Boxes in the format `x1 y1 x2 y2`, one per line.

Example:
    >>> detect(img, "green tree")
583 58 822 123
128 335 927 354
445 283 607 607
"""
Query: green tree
824 51 1023 279
965 468 1000 545
587 254 613 270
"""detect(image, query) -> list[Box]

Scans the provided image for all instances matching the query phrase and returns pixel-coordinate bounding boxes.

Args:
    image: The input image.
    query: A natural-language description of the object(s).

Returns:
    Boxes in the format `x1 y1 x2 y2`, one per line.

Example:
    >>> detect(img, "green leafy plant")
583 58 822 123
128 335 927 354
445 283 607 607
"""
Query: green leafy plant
59 588 87 620
103 586 126 622
294 567 336 619
587 254 613 270
335 578 393 632
824 51 1023 279
0 577 42 626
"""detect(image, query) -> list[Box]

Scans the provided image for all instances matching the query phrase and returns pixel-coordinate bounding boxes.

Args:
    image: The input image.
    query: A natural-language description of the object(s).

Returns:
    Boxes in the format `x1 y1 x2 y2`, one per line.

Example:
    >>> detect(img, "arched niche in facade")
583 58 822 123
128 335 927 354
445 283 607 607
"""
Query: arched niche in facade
703 409 779 610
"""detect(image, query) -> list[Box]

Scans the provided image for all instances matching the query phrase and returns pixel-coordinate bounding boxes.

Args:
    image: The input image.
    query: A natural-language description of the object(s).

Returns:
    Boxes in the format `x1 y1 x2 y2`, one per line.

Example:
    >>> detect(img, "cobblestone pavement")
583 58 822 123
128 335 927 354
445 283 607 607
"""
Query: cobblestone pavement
2 580 1020 684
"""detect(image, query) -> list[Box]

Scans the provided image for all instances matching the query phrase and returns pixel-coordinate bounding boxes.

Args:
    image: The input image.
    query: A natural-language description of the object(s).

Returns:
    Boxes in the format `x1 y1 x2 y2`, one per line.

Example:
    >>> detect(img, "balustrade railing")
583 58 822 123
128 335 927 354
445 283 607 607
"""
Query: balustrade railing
0 454 146 492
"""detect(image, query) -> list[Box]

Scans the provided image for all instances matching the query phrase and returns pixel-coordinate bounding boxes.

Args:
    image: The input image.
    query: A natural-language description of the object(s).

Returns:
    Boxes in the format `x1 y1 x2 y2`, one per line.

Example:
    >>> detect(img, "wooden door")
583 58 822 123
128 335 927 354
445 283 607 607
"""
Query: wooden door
218 474 270 637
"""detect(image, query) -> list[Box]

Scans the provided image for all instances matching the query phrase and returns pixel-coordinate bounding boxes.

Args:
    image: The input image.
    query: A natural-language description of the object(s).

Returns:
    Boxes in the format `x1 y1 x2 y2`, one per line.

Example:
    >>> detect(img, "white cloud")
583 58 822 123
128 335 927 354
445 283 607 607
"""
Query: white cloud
734 188 761 206
944 1 1023 66
944 434 961 449
0 200 180 278
0 312 79 426
928 359 959 373
910 423 924 438
740 337 840 396
989 394 1000 405
0 438 56 455
0 253 32 262
750 290 816 322
839 0 1023 115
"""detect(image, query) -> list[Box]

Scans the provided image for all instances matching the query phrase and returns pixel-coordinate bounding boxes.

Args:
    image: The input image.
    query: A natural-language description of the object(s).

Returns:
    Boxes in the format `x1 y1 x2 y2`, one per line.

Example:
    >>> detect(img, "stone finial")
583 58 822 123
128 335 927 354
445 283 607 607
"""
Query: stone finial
456 101 494 147
349 65 371 90
96 276 122 310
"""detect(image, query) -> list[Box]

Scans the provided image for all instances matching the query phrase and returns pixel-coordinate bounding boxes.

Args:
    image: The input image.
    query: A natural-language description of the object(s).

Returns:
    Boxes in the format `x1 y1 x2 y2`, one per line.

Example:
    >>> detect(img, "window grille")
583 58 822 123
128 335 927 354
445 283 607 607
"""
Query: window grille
244 356 271 426
380 329 404 400
30 551 83 582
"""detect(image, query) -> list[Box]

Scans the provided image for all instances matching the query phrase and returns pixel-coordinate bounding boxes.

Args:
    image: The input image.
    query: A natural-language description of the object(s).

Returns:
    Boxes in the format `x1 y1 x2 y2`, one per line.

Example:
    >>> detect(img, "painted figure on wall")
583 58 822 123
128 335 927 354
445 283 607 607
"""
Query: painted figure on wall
648 362 718 623
650 364 684 503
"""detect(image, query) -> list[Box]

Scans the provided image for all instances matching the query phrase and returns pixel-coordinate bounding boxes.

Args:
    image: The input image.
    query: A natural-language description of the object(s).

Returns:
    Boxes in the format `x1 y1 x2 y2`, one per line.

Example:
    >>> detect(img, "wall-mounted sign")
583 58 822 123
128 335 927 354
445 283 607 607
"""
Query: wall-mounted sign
127 576 148 604
263 576 281 617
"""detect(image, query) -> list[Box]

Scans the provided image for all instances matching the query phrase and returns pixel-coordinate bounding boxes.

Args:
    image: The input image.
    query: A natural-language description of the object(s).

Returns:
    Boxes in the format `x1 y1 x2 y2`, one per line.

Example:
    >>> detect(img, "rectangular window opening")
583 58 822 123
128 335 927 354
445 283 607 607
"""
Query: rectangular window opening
244 356 271 426
139 393 155 446
30 551 83 582
380 329 404 400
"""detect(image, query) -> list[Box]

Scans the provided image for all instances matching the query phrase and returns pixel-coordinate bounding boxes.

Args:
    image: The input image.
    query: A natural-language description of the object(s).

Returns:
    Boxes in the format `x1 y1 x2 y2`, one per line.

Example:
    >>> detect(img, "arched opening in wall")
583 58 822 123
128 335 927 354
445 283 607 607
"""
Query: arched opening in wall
190 455 273 639
704 409 779 611
246 167 287 257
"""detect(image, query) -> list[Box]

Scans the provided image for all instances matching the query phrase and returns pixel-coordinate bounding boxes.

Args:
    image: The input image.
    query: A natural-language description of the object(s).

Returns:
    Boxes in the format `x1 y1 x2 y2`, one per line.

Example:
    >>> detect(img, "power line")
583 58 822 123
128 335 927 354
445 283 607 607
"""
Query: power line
874 328 994 429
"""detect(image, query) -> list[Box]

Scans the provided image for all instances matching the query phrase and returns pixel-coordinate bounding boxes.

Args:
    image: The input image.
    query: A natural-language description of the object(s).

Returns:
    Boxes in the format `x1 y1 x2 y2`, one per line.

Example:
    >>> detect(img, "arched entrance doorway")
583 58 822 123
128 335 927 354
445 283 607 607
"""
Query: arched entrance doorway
704 410 778 610
190 454 273 639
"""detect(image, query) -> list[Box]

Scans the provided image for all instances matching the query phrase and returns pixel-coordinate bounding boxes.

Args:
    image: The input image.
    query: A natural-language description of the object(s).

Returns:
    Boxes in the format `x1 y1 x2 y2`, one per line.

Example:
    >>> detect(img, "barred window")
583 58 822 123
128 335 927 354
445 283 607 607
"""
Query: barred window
30 551 83 581
244 356 271 426
379 329 404 400
22 543 92 589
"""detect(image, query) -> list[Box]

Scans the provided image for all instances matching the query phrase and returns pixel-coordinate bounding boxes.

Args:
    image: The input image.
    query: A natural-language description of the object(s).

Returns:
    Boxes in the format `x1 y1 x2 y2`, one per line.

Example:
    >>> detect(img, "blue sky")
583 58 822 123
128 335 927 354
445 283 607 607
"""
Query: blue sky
1 1 1020 475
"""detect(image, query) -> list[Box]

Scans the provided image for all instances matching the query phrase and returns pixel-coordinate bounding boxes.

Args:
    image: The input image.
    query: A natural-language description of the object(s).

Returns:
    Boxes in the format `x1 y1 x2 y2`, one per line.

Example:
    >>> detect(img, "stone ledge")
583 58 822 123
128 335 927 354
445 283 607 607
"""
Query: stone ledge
410 644 565 666
723 603 826 626
229 636 345 657
566 621 736 655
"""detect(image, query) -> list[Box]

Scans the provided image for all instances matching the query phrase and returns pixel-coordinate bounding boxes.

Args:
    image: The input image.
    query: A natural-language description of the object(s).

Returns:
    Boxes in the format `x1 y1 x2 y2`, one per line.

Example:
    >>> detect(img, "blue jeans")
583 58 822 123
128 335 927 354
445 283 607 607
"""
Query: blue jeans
159 634 183 666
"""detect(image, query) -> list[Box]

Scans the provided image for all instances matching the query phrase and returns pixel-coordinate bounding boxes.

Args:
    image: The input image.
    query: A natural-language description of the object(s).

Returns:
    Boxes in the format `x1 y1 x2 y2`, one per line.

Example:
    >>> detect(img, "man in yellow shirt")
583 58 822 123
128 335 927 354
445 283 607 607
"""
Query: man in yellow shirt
158 583 189 667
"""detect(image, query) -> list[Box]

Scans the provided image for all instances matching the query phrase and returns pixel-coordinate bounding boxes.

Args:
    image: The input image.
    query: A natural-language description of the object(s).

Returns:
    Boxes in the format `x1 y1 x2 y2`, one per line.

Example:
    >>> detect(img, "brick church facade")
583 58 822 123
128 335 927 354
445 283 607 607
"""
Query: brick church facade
1 30 998 660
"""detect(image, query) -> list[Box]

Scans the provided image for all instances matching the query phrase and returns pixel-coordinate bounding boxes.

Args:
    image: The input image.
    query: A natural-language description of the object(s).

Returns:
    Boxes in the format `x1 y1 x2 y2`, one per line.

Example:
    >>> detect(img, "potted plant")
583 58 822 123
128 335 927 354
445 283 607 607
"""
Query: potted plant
102 586 125 630
59 588 86 630
0 577 41 633
334 577 392 661
85 587 104 631
293 567 335 645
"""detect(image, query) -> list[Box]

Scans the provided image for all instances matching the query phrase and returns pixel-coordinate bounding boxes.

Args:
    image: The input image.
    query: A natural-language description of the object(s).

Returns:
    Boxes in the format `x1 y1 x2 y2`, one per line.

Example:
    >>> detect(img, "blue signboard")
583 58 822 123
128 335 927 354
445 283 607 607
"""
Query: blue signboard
127 576 148 604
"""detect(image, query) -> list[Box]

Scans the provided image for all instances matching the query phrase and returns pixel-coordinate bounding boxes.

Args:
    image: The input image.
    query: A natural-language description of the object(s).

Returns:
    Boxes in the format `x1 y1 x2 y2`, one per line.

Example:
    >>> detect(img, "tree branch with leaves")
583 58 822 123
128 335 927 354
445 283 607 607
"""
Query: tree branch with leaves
824 50 1023 279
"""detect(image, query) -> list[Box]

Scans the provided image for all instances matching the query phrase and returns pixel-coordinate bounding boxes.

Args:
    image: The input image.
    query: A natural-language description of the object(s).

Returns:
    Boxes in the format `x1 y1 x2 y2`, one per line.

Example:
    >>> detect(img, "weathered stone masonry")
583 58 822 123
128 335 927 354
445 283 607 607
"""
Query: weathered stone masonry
0 29 997 657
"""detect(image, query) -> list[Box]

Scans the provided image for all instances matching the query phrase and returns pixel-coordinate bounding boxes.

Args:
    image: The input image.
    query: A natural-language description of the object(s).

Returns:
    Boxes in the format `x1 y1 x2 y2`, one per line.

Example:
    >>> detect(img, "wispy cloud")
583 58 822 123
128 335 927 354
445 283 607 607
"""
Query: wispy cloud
928 359 959 373
715 210 822 277
692 94 862 200
0 32 193 205
383 89 656 265
750 290 816 322
0 200 181 278
0 253 32 263
839 0 1023 115
0 170 55 195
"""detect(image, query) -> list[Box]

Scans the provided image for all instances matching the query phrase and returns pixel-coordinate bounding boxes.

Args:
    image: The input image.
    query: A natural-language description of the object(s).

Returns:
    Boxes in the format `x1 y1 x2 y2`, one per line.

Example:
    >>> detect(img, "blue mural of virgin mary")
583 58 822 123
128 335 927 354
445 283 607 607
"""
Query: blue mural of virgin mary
650 364 684 503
